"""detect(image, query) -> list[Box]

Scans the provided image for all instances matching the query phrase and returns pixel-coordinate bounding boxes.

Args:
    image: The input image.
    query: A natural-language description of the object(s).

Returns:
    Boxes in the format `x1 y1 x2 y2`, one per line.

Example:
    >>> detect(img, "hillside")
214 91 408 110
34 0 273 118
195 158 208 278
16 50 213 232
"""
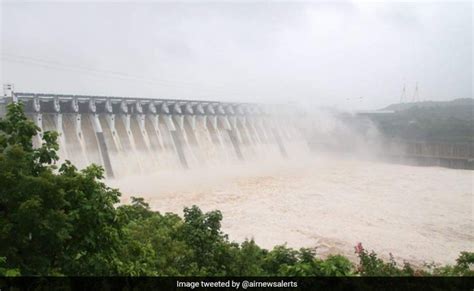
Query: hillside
366 98 474 143
382 98 474 120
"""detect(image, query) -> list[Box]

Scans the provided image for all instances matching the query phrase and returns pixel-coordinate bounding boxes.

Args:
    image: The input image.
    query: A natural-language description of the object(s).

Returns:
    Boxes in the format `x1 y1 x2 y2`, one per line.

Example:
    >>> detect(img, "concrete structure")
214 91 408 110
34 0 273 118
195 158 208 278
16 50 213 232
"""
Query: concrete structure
1 90 301 178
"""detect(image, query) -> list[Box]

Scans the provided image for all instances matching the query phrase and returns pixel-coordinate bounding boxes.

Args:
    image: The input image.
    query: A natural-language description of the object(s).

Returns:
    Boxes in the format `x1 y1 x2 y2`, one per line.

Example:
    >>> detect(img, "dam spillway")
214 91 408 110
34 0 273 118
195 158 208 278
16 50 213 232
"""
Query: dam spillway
0 92 306 178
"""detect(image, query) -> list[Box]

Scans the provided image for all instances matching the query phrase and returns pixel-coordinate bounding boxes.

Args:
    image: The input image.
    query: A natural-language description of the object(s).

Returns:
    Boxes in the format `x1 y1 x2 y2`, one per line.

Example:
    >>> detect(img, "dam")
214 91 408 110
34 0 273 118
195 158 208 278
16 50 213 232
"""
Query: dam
1 89 472 266
0 90 306 178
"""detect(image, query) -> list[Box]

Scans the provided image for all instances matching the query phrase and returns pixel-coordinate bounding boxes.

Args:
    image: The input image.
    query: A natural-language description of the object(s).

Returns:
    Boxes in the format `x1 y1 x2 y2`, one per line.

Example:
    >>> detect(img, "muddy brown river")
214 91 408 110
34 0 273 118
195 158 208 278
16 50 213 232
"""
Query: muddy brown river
110 154 473 266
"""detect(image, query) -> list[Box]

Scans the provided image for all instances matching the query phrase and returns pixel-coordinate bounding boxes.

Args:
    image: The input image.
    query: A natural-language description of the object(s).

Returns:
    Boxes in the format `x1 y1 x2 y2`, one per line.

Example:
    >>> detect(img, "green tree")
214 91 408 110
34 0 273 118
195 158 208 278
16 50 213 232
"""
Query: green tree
234 239 267 276
116 198 191 276
262 244 298 275
178 205 239 275
0 103 122 275
0 257 20 276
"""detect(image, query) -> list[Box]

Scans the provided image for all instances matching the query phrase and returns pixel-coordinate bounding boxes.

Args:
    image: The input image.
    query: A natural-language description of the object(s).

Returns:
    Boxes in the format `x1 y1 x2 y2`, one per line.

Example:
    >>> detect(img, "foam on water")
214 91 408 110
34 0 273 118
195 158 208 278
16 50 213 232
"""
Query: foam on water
110 152 473 266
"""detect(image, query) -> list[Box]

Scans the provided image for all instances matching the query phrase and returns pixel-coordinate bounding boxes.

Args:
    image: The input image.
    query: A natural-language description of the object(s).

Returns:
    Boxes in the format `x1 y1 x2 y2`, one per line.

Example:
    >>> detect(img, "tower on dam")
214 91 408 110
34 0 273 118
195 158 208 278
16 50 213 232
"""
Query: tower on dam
0 88 307 178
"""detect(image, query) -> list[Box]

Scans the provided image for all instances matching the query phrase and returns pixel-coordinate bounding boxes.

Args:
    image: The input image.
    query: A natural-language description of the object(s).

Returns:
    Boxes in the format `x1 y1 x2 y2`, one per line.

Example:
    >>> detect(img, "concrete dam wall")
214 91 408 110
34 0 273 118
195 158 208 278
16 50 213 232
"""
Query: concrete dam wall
1 92 306 178
382 139 474 170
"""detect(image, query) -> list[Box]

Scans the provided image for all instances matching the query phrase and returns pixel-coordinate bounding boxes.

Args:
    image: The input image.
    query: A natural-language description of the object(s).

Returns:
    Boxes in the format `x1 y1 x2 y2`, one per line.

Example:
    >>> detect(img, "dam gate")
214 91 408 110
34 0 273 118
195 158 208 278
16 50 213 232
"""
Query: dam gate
0 91 304 178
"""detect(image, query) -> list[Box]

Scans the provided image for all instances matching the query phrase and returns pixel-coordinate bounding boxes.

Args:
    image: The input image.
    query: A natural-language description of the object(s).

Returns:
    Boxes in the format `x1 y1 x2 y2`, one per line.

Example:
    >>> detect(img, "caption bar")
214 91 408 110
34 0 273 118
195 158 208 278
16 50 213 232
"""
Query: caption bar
177 279 298 289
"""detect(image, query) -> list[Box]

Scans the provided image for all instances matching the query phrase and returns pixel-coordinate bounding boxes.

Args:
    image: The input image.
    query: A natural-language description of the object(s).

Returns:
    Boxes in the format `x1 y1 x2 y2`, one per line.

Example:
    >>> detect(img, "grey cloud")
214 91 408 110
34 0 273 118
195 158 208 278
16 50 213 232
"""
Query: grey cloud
1 1 471 109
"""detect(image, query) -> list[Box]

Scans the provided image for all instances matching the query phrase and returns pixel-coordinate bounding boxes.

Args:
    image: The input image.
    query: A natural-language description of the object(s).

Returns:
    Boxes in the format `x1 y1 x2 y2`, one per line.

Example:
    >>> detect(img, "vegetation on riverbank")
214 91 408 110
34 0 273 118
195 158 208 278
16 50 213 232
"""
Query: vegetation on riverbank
373 98 474 143
0 103 472 276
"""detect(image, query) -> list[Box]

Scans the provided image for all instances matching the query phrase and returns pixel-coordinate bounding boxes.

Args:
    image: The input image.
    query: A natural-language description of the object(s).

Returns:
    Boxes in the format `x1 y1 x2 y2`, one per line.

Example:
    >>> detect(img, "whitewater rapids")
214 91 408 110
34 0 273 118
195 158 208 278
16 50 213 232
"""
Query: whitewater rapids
110 154 473 266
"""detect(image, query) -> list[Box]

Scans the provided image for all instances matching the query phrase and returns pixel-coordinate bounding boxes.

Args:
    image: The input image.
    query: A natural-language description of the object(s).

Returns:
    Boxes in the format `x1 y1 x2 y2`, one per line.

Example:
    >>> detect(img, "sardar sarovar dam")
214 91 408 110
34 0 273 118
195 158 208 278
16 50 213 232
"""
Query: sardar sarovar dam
1 92 303 178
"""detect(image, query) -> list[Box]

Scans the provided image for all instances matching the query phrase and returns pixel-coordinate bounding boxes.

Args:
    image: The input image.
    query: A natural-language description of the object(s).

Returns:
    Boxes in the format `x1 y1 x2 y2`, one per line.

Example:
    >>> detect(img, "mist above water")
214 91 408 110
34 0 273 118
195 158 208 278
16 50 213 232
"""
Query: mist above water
107 109 473 266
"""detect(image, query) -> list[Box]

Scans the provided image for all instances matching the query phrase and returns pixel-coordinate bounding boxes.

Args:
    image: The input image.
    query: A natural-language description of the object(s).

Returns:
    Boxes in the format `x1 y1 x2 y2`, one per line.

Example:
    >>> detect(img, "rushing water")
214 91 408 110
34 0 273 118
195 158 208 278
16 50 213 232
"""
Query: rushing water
40 110 473 265
110 152 474 266
43 109 471 266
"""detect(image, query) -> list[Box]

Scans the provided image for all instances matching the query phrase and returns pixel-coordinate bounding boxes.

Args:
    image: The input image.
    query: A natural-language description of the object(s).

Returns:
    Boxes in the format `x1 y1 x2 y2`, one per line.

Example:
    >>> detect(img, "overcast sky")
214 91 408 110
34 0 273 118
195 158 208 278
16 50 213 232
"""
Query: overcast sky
0 1 472 110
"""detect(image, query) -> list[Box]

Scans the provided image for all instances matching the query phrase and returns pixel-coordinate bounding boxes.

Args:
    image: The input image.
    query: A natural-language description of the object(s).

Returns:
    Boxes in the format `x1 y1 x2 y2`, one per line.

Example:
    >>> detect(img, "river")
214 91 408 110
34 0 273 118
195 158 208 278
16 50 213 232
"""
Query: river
110 153 473 266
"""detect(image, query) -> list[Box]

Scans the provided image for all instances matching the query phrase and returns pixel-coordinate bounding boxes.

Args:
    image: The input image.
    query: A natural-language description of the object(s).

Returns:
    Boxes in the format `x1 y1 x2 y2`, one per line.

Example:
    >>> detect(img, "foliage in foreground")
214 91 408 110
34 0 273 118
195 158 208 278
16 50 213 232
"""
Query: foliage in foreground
0 103 472 276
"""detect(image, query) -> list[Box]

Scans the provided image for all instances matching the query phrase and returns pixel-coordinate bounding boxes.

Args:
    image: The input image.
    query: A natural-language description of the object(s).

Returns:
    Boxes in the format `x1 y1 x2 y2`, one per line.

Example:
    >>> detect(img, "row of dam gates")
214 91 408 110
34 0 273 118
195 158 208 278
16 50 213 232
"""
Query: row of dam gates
0 92 308 178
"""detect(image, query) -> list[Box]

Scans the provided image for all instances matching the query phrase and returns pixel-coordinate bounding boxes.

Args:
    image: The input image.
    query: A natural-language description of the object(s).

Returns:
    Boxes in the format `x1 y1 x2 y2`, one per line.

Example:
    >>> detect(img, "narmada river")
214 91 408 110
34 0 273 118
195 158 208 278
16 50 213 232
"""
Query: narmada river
111 154 473 266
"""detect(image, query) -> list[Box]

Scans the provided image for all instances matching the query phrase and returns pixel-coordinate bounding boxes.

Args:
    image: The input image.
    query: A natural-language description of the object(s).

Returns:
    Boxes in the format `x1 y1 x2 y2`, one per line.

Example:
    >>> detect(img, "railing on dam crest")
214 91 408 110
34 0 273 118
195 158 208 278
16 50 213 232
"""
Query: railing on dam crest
0 92 306 178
